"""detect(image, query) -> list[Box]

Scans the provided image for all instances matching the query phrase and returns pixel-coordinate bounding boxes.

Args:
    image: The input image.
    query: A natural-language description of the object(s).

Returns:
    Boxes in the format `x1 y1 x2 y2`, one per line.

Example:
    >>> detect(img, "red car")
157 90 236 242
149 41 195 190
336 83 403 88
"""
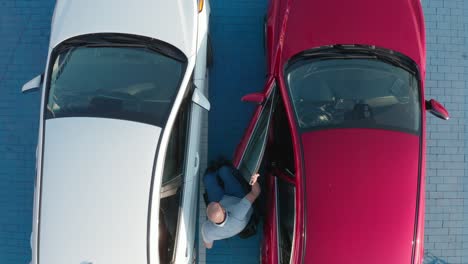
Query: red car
232 0 449 263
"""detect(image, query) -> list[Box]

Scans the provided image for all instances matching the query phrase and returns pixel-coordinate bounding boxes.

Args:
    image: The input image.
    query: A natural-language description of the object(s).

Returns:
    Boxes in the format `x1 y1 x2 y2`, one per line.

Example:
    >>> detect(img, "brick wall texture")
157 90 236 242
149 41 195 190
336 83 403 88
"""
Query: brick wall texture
422 0 468 263
0 1 55 263
205 0 267 262
0 0 466 264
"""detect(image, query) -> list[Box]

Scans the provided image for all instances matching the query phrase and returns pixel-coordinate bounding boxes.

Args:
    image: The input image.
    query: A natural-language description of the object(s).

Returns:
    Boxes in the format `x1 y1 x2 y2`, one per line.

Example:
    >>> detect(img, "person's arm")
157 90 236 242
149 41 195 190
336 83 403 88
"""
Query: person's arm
245 173 261 204
201 222 214 249
204 241 213 249
245 182 261 203
230 173 261 220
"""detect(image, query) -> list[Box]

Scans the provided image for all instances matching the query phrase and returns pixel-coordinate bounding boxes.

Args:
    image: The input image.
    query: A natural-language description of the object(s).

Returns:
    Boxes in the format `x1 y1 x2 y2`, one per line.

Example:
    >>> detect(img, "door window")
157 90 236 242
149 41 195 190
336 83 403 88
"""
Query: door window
276 178 295 264
162 101 189 185
159 189 181 264
159 94 190 264
238 85 277 180
271 98 295 175
271 97 296 263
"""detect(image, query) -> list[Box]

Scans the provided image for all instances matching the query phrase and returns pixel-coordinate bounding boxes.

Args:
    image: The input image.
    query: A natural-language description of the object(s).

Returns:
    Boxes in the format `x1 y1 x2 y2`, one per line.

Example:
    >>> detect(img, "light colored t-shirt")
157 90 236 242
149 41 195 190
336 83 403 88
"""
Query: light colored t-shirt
201 195 253 244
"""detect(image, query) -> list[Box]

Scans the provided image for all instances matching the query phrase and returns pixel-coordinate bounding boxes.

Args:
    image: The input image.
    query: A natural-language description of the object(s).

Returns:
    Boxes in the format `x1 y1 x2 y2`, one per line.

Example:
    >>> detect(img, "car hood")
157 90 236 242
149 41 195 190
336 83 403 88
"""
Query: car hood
50 0 197 56
301 128 420 264
39 117 160 264
282 0 425 69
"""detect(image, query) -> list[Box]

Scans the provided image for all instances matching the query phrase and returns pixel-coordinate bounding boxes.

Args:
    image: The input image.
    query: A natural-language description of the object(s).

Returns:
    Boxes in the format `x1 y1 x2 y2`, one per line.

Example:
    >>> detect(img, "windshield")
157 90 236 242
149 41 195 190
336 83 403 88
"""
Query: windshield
46 46 185 126
285 58 421 134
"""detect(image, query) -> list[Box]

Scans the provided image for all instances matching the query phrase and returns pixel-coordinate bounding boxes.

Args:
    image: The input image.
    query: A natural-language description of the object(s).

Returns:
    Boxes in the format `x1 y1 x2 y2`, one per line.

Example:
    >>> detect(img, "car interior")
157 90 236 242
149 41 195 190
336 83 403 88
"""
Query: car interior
47 46 184 127
288 59 421 133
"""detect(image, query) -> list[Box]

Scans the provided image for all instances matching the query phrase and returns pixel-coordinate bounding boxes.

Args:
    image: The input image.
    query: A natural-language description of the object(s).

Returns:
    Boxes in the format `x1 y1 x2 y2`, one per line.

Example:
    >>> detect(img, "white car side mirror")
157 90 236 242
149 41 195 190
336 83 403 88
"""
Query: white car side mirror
22 74 43 93
192 87 210 111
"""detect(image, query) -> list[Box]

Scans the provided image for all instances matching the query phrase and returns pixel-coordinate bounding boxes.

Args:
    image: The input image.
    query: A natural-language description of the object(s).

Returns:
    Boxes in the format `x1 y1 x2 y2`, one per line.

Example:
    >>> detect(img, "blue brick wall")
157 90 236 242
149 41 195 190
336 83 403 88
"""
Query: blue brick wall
422 0 468 263
207 0 267 263
208 0 267 158
463 0 468 263
0 0 54 263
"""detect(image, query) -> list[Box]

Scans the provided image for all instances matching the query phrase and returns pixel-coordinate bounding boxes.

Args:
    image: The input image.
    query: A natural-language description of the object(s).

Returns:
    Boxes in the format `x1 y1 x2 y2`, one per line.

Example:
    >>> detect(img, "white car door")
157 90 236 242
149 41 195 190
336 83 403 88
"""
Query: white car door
169 84 209 264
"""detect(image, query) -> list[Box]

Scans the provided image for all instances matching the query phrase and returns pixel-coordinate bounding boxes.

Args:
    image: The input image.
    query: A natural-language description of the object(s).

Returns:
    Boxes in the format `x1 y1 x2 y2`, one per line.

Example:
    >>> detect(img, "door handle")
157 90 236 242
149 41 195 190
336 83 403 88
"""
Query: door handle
194 152 200 175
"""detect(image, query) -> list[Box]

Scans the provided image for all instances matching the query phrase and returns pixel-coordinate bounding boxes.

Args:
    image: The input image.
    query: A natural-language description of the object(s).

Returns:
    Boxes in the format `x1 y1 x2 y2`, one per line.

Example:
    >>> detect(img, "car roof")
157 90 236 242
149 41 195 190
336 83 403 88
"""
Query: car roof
280 0 425 71
50 0 197 57
301 128 420 263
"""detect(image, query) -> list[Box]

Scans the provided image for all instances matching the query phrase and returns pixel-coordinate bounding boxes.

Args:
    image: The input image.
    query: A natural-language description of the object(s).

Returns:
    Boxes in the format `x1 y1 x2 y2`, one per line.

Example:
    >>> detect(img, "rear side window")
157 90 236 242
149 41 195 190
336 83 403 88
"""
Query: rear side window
46 46 185 126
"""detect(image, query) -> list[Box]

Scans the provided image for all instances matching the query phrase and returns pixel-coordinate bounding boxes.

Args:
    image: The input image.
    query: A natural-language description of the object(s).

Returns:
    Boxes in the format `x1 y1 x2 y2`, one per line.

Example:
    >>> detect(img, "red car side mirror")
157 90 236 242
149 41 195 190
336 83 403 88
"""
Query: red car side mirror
241 92 265 105
426 99 449 120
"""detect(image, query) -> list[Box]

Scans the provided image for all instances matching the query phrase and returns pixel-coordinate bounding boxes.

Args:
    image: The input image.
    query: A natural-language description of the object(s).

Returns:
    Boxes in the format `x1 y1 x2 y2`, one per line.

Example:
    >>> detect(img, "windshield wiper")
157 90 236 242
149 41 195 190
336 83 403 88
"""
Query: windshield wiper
333 45 416 74
56 34 187 62
96 34 187 62
297 45 416 75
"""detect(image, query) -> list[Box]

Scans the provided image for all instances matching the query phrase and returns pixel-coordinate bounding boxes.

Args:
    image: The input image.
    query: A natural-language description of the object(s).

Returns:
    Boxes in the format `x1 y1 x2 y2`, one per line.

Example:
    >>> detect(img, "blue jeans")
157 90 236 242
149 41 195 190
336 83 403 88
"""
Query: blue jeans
204 166 245 202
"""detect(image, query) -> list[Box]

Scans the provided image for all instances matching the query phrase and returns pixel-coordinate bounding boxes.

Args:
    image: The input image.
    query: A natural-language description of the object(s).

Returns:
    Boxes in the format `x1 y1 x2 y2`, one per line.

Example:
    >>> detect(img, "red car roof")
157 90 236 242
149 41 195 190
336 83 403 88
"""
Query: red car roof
281 0 426 72
301 128 420 263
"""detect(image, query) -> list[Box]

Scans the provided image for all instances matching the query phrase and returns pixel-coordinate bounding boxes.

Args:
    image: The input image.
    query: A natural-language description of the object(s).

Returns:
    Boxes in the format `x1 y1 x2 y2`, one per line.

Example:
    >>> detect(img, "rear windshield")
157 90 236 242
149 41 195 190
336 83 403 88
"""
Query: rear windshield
285 59 421 134
46 46 185 126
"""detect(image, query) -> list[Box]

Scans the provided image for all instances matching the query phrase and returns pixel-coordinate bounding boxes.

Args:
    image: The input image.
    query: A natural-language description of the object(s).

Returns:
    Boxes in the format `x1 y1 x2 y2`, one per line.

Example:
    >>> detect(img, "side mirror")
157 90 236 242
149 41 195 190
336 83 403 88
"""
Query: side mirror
426 99 449 120
241 92 265 105
192 87 210 111
22 74 43 93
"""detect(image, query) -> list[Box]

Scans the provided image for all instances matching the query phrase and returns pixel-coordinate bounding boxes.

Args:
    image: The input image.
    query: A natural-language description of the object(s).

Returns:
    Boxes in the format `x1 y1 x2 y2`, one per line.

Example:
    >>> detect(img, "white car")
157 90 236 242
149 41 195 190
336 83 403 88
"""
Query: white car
22 0 211 263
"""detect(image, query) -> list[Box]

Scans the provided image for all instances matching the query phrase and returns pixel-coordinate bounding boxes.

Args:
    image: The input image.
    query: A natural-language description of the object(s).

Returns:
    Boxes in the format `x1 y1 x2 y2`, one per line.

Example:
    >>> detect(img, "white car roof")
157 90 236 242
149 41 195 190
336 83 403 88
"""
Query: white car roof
40 117 161 263
50 0 198 57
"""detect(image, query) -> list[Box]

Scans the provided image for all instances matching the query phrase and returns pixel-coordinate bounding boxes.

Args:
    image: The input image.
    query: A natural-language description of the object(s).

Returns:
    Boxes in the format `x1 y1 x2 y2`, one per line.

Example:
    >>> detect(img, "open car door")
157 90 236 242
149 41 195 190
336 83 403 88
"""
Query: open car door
233 79 277 180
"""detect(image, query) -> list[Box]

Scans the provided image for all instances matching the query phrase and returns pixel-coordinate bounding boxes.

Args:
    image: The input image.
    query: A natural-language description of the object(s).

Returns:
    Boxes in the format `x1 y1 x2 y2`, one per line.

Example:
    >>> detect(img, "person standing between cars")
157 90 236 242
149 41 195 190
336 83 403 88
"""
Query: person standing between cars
201 165 261 248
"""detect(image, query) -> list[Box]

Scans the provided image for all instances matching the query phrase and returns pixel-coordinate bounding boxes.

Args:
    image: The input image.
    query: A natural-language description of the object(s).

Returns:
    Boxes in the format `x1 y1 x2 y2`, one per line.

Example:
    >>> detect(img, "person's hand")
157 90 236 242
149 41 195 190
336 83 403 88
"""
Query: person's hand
204 241 213 249
251 181 261 198
245 173 261 203
250 173 261 197
249 173 260 185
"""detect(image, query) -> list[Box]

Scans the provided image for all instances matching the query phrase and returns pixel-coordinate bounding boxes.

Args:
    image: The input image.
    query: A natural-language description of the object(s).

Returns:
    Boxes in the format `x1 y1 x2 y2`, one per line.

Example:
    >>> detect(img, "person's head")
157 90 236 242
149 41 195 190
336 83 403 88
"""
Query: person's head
206 202 226 224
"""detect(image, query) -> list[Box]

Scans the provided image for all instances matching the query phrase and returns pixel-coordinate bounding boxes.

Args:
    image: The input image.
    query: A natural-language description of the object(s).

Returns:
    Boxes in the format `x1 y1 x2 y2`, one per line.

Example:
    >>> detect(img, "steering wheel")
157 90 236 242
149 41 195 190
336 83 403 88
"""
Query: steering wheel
97 90 139 101
296 100 334 127
52 89 91 113
90 90 142 110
